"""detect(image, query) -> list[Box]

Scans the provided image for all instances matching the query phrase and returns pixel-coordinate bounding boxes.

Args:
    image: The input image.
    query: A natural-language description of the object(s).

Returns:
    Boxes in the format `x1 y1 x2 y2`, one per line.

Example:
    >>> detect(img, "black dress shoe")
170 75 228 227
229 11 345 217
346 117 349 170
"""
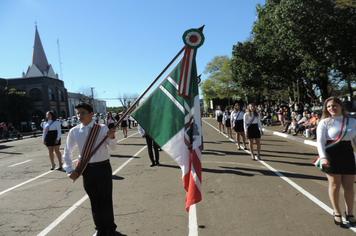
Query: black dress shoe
150 162 156 167
155 161 161 166
92 230 107 236
345 211 356 227
334 214 348 228
106 231 117 236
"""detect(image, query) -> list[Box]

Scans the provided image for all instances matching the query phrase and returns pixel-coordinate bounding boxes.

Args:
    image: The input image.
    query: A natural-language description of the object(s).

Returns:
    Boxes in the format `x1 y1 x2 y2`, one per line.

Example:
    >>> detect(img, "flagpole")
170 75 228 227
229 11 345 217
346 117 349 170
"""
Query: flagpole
71 46 186 181
112 45 185 130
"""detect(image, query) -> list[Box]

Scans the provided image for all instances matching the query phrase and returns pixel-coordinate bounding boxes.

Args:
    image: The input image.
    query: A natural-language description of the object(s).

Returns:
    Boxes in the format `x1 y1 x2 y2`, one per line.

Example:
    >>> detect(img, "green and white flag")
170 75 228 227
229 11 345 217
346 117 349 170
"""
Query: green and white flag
131 27 204 211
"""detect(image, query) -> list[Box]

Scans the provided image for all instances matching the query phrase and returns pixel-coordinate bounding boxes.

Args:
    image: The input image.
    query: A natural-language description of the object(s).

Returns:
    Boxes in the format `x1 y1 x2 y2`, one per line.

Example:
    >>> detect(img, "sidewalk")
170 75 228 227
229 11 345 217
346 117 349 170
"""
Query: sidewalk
262 123 317 147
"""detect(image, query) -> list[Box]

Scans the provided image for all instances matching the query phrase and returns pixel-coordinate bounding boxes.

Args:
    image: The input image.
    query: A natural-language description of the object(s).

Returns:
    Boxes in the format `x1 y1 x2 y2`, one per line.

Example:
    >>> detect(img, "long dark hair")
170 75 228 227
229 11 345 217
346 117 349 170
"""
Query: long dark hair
233 103 243 112
106 112 112 123
45 111 56 121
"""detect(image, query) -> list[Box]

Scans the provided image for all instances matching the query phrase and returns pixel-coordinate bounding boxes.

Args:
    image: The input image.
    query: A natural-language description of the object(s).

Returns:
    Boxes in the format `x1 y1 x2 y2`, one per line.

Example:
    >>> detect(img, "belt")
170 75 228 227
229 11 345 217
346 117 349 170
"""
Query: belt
87 159 110 167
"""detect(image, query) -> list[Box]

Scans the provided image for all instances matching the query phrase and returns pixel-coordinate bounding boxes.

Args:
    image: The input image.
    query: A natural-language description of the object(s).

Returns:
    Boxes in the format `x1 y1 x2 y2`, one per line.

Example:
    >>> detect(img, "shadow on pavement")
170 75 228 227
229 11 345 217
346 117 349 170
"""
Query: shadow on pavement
262 149 316 157
112 175 124 180
111 155 139 159
221 166 327 181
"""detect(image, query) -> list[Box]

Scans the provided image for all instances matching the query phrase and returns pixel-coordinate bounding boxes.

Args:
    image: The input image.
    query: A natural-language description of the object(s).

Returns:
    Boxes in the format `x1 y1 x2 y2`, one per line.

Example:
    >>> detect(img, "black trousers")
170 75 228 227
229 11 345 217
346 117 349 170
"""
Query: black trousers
145 135 159 162
82 161 117 232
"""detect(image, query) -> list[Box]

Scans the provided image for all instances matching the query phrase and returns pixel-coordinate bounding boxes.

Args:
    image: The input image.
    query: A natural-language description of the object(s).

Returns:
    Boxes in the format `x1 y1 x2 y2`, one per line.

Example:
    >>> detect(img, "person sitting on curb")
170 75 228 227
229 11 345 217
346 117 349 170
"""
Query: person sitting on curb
293 113 311 136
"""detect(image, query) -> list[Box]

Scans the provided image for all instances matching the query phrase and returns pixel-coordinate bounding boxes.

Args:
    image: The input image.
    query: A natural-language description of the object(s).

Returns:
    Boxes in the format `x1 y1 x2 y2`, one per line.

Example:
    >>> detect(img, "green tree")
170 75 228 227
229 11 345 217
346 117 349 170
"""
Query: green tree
200 56 241 105
333 0 356 8
231 0 355 103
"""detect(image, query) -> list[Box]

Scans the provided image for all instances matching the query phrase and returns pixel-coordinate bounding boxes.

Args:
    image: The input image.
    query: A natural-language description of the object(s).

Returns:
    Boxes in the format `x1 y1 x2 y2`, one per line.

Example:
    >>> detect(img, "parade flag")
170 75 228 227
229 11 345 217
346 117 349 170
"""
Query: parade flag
131 27 204 211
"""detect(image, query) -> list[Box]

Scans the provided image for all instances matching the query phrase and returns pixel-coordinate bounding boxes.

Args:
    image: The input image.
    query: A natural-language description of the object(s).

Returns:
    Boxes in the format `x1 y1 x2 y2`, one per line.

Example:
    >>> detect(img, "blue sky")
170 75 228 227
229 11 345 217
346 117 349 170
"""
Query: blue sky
0 0 265 107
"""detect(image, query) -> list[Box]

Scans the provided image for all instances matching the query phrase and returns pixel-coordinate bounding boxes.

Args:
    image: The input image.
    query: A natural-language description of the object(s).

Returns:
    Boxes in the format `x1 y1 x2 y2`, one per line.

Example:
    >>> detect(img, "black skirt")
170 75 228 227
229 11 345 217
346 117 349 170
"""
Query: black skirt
247 124 261 139
121 120 127 127
108 123 115 129
217 115 223 123
225 119 231 128
322 141 356 175
234 120 244 132
45 130 61 146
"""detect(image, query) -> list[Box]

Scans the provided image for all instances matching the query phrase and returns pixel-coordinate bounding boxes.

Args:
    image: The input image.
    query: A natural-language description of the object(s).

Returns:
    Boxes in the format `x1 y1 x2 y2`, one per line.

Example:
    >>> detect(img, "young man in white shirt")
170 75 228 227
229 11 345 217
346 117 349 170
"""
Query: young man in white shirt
62 102 117 236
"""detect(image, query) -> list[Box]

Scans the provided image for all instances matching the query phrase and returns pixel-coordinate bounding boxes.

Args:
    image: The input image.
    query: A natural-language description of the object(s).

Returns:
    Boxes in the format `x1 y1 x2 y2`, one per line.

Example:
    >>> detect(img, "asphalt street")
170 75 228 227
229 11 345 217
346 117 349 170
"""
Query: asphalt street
1 118 356 236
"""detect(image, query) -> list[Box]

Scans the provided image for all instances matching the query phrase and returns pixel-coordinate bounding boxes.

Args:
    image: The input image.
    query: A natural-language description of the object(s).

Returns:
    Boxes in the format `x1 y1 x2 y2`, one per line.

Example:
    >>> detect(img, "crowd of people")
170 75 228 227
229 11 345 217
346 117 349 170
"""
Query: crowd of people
0 122 16 142
215 100 331 142
0 110 138 143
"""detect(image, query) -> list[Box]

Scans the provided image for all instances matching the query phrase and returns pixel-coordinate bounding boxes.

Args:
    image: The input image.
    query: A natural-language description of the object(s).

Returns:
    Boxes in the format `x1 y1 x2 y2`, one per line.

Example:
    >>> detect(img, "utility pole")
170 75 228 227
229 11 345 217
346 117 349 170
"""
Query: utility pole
57 39 63 80
91 87 95 113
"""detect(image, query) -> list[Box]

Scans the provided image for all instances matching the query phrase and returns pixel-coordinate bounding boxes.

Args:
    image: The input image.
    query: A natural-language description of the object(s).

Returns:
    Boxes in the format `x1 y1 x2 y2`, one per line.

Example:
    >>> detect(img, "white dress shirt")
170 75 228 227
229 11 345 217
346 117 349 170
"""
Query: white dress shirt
62 120 117 173
42 120 61 142
243 112 263 131
231 110 244 127
316 115 356 159
137 124 145 136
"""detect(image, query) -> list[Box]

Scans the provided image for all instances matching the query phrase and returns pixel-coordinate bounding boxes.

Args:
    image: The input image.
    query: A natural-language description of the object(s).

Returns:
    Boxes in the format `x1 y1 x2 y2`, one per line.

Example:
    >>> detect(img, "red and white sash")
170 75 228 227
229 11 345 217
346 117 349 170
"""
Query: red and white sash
45 121 55 135
75 123 101 176
246 114 255 129
233 111 242 127
313 117 349 169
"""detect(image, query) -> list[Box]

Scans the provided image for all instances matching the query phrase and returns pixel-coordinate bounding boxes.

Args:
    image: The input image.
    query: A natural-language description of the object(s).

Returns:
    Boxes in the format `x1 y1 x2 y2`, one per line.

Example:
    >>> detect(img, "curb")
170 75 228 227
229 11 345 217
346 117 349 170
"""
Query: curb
262 128 317 148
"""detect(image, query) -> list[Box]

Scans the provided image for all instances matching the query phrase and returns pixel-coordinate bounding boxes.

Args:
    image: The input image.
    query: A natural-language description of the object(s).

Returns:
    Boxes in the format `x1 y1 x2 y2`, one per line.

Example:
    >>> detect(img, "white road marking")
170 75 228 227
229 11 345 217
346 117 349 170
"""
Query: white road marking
189 204 198 236
9 159 32 167
203 119 356 232
0 171 53 197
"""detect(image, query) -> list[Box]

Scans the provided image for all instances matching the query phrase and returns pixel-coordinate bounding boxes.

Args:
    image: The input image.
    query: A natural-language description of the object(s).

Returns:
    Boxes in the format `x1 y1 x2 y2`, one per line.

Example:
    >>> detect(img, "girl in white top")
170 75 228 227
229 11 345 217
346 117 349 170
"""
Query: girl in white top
223 107 232 138
121 113 129 138
215 105 224 134
316 97 356 227
243 103 263 160
106 112 116 130
231 103 247 150
42 111 63 170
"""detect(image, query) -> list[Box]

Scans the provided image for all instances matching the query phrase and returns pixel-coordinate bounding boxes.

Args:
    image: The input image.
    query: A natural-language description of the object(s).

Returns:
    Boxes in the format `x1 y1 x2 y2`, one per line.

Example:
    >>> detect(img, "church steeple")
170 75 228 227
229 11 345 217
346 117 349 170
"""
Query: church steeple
24 25 58 79
31 25 49 74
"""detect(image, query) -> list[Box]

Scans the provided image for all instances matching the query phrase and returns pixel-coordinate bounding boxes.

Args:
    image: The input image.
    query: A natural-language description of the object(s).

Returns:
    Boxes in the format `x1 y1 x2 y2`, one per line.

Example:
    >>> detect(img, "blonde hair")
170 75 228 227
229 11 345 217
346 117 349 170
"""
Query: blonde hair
246 103 258 118
321 97 348 120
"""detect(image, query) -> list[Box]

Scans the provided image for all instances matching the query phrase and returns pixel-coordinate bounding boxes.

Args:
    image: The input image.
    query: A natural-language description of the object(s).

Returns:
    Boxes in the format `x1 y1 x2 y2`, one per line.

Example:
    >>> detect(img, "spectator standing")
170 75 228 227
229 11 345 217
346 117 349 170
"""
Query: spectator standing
277 107 284 126
7 123 14 140
343 97 352 112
